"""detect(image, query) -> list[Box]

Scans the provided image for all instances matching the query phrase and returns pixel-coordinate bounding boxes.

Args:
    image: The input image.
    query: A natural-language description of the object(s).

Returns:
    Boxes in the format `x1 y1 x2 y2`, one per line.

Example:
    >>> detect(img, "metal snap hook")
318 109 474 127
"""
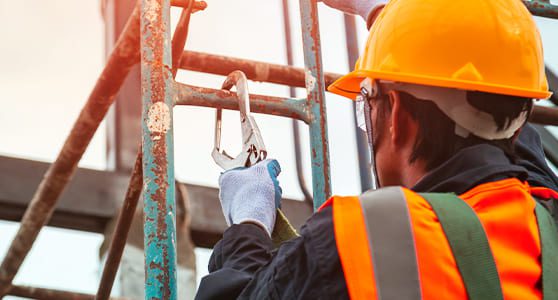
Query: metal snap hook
212 71 267 170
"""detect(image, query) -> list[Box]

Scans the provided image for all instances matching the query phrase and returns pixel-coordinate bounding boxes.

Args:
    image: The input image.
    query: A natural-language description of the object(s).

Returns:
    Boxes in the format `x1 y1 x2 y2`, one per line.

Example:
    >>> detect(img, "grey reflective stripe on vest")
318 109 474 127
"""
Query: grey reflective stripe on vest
359 187 422 300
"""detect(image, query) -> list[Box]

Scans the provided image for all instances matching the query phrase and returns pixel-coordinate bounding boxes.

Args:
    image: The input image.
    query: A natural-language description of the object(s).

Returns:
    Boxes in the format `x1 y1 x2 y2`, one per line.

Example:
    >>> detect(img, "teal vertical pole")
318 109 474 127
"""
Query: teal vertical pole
140 0 177 299
299 0 331 210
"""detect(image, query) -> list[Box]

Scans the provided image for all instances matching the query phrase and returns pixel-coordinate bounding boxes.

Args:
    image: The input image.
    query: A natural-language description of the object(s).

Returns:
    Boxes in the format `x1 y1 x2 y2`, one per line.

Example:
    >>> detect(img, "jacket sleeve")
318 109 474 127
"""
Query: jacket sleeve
195 206 348 300
516 123 558 191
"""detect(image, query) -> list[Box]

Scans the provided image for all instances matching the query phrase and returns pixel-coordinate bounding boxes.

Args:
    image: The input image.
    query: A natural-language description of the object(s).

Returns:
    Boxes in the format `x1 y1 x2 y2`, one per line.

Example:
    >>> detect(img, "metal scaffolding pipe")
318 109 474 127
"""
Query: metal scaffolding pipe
174 82 310 122
344 14 373 192
171 1 195 77
9 285 128 300
0 5 141 295
281 0 313 204
96 152 143 300
97 6 195 297
299 0 331 209
179 50 341 88
523 0 558 19
141 0 177 298
530 105 558 127
170 0 206 11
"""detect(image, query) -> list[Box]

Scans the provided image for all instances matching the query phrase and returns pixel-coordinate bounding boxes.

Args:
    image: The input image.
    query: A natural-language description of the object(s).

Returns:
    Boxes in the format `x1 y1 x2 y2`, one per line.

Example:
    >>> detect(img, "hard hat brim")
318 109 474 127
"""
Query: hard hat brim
328 70 552 101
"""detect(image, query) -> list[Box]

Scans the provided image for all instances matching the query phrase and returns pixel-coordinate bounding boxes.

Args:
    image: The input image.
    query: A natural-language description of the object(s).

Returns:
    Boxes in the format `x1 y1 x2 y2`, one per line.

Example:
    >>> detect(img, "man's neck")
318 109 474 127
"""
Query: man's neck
401 160 428 188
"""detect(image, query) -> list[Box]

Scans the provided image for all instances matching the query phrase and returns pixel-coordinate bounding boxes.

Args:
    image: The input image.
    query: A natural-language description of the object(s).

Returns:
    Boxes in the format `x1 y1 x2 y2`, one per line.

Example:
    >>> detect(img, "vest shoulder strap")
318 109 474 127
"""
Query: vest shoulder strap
535 202 558 300
420 192 504 300
348 188 558 300
359 187 422 300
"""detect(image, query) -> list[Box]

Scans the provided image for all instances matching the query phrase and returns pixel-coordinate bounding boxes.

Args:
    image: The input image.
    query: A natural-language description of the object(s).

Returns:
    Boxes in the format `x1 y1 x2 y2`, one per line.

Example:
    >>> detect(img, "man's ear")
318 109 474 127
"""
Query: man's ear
388 90 415 147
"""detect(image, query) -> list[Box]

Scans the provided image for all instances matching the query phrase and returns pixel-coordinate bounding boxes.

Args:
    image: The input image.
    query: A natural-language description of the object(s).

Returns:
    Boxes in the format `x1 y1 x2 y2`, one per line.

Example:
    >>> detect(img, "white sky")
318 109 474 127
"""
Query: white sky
0 0 557 298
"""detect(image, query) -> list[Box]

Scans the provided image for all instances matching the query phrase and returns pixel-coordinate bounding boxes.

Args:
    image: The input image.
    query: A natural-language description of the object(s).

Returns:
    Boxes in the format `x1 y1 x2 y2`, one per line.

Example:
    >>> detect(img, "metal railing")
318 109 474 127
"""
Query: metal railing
0 0 557 298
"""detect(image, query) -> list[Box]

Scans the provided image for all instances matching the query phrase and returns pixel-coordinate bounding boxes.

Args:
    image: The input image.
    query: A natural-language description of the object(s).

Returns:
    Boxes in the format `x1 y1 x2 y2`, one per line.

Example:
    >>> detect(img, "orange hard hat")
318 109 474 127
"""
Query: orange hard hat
328 0 551 100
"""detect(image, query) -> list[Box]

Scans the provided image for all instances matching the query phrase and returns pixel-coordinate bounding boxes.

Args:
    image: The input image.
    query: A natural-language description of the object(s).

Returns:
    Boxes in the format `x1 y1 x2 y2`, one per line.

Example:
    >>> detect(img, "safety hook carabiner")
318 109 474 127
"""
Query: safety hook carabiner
212 71 267 170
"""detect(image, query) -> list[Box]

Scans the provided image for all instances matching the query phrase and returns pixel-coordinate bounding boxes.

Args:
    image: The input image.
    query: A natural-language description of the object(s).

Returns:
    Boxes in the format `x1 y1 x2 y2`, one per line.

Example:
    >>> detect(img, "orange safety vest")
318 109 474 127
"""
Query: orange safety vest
321 178 558 300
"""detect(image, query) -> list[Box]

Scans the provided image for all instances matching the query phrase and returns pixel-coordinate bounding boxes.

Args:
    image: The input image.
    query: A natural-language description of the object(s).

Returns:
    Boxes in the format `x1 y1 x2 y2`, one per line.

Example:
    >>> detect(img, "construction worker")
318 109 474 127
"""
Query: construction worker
196 0 558 299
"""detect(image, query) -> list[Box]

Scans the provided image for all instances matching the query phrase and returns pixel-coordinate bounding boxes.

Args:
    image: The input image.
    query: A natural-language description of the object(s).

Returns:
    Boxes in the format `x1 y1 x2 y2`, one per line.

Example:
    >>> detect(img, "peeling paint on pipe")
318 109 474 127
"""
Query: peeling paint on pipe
140 0 177 298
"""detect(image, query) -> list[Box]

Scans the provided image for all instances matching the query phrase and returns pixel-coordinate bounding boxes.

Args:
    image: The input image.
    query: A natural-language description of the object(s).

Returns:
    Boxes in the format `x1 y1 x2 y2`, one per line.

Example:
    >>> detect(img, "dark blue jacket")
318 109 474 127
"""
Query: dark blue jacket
196 124 558 300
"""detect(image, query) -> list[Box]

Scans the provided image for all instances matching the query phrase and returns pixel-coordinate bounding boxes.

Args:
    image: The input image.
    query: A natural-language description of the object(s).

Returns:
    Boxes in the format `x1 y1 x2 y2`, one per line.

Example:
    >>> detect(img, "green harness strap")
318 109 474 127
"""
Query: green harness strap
535 202 558 300
422 193 558 300
420 193 504 300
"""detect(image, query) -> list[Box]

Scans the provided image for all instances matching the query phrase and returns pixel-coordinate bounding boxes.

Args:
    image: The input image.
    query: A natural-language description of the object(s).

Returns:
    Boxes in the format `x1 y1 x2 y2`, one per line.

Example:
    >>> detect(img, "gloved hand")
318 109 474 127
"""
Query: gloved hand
218 159 282 237
319 0 388 26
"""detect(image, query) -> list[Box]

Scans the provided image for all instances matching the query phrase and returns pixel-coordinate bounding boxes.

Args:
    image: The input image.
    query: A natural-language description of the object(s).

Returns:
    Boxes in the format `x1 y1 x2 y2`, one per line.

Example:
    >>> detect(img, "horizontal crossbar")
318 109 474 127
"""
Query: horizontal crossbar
179 50 342 89
173 82 311 123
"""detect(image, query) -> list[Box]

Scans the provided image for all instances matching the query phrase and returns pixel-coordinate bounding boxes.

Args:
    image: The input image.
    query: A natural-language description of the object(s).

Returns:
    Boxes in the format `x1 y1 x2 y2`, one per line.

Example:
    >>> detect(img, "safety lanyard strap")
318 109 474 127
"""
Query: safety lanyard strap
420 193 504 300
534 202 558 300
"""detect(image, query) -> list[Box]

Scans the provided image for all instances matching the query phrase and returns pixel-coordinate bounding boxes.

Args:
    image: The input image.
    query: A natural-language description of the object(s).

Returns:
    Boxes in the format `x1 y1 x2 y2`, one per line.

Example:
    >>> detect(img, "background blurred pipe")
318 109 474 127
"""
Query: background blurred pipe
281 0 314 204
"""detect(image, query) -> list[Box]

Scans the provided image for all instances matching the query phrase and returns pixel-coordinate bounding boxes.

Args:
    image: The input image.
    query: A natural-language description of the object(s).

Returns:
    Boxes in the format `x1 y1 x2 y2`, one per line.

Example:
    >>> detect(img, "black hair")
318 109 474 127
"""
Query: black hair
373 91 532 171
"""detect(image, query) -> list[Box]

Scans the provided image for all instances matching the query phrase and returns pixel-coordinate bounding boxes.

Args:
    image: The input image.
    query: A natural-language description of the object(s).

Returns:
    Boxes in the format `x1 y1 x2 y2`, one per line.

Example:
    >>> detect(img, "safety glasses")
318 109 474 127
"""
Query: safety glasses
355 96 367 131
354 78 376 132
355 78 379 189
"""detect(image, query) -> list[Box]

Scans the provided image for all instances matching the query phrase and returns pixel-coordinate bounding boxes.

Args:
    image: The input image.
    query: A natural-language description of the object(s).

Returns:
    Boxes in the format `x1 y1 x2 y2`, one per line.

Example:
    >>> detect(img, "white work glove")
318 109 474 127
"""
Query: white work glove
319 0 388 26
218 159 283 237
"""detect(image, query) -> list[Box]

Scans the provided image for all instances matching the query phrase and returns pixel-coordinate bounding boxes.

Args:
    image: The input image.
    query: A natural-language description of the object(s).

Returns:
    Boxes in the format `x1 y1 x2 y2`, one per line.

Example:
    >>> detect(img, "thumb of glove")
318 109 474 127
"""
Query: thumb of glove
265 159 283 208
